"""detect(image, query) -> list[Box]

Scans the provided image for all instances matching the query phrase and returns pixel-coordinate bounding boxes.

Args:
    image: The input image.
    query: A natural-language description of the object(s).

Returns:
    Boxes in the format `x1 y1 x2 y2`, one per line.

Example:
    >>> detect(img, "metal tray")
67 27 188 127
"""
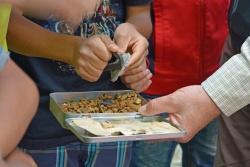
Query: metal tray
49 90 146 128
65 115 186 143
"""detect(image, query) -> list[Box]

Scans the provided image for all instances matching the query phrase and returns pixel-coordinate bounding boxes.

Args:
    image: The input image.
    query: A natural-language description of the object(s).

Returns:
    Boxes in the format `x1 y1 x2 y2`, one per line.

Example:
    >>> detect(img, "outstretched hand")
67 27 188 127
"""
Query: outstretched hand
139 85 221 143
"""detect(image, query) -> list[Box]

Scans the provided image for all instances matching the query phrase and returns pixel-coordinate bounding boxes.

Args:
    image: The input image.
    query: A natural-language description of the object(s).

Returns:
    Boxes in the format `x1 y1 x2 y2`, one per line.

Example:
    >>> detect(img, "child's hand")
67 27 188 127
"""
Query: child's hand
72 35 119 82
121 59 152 93
114 23 149 69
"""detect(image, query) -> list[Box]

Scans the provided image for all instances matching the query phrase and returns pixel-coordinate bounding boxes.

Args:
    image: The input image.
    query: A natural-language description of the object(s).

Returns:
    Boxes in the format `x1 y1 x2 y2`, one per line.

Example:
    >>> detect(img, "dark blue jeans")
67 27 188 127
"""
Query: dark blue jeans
130 94 218 167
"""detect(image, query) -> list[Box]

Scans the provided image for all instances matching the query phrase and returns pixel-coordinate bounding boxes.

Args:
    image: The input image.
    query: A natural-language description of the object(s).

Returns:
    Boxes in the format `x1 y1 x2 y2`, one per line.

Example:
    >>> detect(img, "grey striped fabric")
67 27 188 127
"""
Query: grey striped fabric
23 141 132 167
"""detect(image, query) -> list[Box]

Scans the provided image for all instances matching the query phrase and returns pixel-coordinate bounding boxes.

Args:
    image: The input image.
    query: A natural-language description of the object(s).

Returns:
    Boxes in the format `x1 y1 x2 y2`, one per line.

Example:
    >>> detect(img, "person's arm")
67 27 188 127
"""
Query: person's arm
1 0 100 29
0 59 38 158
7 11 119 82
202 36 250 116
115 1 153 92
114 3 152 67
139 36 250 143
125 3 152 39
7 10 77 64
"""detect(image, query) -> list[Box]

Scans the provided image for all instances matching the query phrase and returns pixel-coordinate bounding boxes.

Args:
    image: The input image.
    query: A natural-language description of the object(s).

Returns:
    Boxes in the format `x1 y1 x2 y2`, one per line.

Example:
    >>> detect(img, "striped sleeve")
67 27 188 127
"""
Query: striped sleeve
202 36 250 116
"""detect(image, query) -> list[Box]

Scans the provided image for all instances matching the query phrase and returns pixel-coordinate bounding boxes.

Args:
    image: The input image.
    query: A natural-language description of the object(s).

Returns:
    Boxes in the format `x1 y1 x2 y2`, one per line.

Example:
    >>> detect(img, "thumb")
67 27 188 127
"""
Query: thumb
99 35 119 52
114 35 130 53
139 94 179 116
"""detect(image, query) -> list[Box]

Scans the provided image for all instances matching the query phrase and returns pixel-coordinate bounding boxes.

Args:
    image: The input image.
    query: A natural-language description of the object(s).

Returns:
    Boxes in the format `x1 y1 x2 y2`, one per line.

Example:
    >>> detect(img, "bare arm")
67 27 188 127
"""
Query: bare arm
7 11 78 64
118 3 153 92
7 11 119 82
125 4 152 38
0 59 38 158
1 0 99 29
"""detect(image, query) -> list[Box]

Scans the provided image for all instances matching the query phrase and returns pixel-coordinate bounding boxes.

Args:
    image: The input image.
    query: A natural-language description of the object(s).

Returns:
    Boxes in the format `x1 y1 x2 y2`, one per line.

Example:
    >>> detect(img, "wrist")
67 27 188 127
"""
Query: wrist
116 22 138 34
47 33 79 65
201 86 221 118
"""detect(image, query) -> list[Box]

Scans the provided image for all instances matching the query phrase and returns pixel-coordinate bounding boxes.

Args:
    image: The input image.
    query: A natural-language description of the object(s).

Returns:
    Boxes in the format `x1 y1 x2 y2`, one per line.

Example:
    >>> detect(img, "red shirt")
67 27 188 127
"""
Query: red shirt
145 0 230 95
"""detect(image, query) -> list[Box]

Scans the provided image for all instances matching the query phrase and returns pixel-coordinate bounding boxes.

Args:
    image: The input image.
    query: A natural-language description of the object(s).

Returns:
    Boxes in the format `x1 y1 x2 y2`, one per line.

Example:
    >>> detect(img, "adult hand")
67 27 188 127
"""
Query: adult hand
114 23 149 69
72 34 119 82
139 85 221 143
121 59 152 93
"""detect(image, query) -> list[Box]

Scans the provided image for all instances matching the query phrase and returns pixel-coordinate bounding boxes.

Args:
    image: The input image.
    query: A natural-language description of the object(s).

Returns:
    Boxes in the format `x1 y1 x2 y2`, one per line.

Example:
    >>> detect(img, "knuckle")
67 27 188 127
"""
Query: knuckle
78 47 88 56
89 36 101 44
77 59 84 67
136 74 142 81
89 77 98 82
116 31 126 38
138 66 145 72
99 62 108 70
127 82 134 89
98 34 105 38
96 70 103 78
122 76 129 83
130 83 139 91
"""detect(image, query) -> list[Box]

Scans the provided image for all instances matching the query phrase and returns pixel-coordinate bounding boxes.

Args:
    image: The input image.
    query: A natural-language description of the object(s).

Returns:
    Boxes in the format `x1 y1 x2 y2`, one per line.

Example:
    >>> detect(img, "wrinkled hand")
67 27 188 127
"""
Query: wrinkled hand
121 59 152 93
114 23 149 69
72 34 119 82
139 85 221 143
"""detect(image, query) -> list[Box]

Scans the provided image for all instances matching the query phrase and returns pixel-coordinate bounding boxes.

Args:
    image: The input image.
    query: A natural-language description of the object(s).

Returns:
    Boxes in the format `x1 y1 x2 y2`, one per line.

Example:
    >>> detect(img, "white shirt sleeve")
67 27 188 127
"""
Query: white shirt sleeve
202 36 250 116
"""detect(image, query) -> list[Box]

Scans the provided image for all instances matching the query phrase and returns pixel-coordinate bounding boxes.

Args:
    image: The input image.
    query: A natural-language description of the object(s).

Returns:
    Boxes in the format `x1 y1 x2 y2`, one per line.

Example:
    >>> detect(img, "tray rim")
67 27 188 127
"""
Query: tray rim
65 116 187 143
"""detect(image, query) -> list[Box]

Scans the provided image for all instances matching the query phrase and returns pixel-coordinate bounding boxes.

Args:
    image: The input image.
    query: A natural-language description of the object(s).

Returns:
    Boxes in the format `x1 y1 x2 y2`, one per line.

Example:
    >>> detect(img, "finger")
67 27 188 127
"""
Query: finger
123 69 151 84
127 39 148 68
128 49 148 69
137 79 152 93
79 49 106 71
168 114 181 127
76 67 99 82
139 94 179 116
99 35 120 52
123 62 147 75
114 35 131 52
176 134 193 143
124 56 147 75
77 59 103 79
122 72 151 93
87 36 112 62
129 73 152 92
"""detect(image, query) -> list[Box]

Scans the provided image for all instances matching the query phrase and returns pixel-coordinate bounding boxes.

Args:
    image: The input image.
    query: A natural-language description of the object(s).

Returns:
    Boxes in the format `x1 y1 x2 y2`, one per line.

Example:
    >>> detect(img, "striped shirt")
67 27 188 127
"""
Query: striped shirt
202 36 250 116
